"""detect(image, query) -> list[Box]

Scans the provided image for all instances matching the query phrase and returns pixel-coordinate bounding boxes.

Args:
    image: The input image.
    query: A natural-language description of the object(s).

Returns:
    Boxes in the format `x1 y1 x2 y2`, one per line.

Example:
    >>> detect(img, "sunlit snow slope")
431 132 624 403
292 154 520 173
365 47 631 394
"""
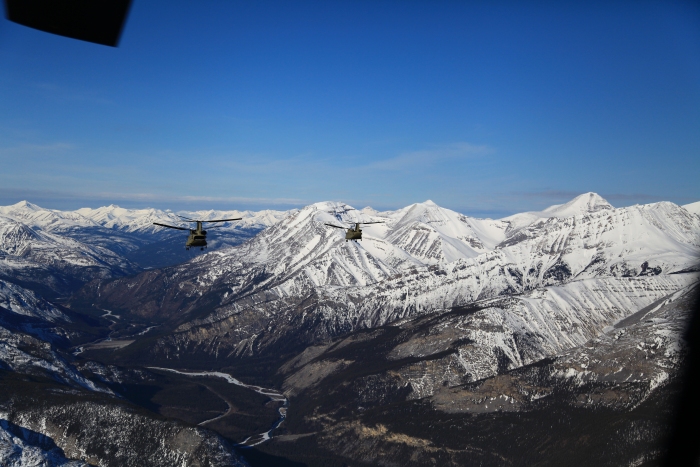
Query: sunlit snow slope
0 200 293 286
80 193 700 363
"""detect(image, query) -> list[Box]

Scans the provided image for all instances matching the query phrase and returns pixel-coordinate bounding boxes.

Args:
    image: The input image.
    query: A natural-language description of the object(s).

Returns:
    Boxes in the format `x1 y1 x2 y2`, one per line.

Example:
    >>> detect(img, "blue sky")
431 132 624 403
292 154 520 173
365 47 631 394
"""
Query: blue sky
1 0 699 217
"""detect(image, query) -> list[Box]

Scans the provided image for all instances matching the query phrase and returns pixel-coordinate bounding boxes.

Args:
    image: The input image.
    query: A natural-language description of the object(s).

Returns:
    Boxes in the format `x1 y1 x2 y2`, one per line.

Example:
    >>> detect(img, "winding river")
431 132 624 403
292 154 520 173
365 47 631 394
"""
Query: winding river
147 367 288 447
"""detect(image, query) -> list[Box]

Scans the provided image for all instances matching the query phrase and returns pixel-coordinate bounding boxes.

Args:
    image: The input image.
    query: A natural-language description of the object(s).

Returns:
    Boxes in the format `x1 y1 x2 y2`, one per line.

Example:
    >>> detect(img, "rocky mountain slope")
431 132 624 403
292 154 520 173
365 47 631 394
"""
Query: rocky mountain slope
683 200 700 216
0 201 291 291
75 194 700 364
0 215 139 298
1 418 89 467
0 371 249 467
0 277 250 466
0 201 289 238
266 284 698 466
1 193 698 466
257 282 697 466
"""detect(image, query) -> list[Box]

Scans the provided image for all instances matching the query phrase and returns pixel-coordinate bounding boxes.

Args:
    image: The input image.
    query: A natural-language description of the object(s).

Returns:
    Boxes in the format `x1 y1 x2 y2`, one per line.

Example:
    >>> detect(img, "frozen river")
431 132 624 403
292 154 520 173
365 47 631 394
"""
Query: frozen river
147 367 288 446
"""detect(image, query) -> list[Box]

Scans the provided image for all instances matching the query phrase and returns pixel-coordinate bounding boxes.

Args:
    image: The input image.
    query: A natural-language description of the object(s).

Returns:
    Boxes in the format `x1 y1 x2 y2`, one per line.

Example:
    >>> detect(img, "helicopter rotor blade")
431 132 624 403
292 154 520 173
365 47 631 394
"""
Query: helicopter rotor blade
204 218 243 223
359 221 385 225
153 222 188 231
324 223 347 229
176 214 197 222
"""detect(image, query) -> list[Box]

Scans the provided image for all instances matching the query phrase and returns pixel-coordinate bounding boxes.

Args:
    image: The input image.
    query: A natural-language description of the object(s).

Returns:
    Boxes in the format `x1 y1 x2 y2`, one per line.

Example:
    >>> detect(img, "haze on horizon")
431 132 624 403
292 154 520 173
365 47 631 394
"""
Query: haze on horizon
1 0 698 218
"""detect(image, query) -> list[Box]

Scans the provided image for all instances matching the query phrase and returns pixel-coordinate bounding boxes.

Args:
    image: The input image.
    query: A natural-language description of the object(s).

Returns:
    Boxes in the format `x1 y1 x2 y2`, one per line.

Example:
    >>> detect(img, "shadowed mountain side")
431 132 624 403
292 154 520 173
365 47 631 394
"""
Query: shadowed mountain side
0 201 292 290
0 371 248 467
1 195 698 466
69 197 699 367
253 284 698 466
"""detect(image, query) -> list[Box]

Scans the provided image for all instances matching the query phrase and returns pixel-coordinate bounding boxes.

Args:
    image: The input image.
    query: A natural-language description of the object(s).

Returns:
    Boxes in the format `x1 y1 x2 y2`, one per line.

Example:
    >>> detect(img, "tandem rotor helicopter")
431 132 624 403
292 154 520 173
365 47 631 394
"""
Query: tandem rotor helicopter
323 221 385 241
153 216 242 250
320 206 385 242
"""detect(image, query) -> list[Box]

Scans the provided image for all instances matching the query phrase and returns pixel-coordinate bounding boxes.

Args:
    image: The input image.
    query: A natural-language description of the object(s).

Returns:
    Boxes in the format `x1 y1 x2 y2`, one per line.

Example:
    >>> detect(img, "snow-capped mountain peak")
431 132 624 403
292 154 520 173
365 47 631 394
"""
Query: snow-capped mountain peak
185 200 515 297
78 193 699 380
11 200 41 210
684 200 700 216
74 204 293 234
0 200 295 296
0 217 43 255
373 201 507 264
542 192 613 217
0 201 98 231
503 192 613 233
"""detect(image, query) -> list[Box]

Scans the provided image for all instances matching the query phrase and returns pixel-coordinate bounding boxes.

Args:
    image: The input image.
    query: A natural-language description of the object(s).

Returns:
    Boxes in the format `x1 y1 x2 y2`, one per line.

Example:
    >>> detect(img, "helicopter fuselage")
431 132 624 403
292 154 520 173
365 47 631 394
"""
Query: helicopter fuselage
186 230 207 247
345 224 363 241
153 217 241 251
186 221 207 248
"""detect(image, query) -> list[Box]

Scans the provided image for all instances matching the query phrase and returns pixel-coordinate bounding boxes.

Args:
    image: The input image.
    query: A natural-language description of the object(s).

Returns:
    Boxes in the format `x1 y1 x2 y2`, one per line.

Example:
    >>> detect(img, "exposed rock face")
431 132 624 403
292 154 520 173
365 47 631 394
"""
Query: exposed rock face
0 419 88 467
430 284 695 414
0 322 249 467
2 401 246 467
1 194 698 466
0 216 139 297
0 201 291 284
73 197 699 367
278 282 697 409
0 271 249 467
263 284 698 467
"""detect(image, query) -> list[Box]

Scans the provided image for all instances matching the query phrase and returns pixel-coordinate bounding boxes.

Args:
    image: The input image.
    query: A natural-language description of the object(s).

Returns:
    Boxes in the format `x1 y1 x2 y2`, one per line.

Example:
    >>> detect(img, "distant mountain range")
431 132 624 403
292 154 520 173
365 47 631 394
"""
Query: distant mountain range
75 193 699 357
0 201 291 294
0 193 698 466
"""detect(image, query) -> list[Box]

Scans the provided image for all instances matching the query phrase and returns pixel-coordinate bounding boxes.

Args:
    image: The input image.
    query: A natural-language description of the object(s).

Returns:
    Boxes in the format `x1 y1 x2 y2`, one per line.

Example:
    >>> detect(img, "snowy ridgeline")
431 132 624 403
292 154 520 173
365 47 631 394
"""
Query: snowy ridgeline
172 193 699 291
81 194 698 375
0 201 291 235
0 201 293 291
0 193 698 279
2 192 699 331
0 419 88 467
151 193 700 318
2 193 699 357
0 194 697 467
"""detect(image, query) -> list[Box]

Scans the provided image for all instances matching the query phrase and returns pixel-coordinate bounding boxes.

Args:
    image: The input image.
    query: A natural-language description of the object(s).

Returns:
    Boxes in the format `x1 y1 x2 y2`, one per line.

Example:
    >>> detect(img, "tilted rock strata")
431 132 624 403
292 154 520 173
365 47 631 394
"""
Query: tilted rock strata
76 198 699 364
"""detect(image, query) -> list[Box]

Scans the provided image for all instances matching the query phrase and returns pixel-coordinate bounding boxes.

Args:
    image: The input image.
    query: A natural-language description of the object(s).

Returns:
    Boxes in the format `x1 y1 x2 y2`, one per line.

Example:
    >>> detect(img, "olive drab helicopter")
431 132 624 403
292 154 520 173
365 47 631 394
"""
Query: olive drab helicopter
319 205 384 242
153 216 242 250
324 221 385 241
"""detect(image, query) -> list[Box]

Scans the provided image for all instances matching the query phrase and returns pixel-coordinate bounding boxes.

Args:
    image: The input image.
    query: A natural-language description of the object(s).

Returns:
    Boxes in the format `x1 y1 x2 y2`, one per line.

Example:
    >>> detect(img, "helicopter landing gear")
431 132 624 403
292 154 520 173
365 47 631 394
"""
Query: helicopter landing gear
186 247 189 250
201 247 204 251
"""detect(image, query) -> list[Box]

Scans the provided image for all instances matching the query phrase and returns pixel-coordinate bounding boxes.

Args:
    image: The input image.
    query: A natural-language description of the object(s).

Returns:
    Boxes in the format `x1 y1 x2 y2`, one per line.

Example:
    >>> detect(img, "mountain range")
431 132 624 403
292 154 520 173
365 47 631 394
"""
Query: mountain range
0 193 698 466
